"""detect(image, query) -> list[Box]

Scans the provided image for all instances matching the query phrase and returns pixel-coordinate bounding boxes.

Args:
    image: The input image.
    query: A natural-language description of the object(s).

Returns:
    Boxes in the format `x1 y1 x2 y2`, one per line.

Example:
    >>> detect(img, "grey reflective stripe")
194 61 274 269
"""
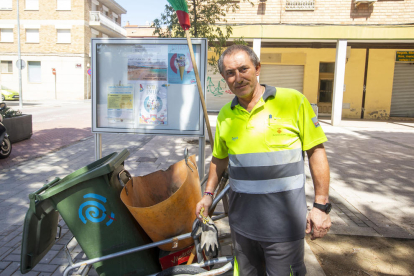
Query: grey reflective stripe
229 174 304 194
229 160 304 180
229 148 303 168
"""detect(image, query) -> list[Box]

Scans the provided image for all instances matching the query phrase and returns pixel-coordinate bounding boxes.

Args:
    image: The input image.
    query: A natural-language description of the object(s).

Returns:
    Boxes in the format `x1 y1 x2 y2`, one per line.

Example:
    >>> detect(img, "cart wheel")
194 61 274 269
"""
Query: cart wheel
156 266 207 276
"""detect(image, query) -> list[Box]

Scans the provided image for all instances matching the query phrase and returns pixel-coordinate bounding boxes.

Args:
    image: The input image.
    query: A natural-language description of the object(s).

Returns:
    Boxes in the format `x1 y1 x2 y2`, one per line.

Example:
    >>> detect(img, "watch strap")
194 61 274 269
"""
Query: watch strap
313 202 332 214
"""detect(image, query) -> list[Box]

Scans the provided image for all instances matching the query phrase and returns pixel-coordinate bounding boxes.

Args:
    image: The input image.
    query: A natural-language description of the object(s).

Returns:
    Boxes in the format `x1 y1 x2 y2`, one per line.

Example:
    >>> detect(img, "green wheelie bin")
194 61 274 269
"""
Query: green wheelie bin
20 149 161 276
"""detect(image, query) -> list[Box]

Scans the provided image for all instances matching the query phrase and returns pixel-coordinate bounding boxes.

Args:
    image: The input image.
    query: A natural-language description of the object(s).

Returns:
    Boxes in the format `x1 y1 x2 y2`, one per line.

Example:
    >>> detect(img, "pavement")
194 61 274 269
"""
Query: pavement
1 101 414 275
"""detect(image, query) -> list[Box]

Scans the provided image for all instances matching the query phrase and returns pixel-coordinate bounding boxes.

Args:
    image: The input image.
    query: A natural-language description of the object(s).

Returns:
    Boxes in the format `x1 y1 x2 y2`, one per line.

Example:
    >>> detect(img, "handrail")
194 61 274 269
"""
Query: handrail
89 11 126 36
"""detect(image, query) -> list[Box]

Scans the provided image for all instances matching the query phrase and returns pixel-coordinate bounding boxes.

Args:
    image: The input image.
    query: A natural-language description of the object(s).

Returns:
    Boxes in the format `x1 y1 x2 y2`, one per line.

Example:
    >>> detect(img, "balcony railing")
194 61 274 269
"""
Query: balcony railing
89 11 126 36
286 0 315 10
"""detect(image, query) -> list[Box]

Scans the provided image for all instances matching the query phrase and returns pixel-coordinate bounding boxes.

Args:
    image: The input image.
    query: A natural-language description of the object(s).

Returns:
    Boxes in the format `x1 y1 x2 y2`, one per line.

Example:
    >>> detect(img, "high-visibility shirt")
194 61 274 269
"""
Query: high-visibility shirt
213 85 327 242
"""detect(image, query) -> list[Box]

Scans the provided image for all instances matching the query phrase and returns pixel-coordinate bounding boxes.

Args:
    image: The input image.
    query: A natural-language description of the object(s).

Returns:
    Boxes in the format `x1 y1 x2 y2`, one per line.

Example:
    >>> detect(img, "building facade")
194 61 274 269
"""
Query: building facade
205 0 414 120
0 0 126 100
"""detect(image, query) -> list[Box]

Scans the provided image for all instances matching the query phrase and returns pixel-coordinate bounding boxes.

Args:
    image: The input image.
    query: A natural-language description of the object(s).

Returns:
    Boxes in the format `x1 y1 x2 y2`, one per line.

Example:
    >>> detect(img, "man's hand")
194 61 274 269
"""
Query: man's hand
195 195 213 221
306 208 331 240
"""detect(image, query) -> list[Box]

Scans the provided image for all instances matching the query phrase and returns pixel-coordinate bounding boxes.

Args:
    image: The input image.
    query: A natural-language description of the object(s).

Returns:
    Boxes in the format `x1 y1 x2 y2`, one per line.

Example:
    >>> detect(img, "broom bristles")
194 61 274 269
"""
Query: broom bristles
167 0 189 13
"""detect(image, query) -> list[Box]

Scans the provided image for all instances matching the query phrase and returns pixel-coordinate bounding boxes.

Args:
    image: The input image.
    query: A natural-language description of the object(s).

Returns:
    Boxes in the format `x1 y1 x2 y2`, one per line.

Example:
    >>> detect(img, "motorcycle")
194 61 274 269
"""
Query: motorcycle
0 102 12 159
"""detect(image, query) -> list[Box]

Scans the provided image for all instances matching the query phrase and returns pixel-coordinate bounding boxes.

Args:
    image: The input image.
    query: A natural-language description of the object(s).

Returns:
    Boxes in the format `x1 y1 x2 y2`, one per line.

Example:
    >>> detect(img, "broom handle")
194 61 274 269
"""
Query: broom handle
185 29 214 149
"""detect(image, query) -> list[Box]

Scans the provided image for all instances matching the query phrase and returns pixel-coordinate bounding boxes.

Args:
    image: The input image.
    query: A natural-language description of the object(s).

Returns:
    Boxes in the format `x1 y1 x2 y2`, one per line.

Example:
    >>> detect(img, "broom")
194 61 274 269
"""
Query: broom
167 0 214 148
167 0 216 265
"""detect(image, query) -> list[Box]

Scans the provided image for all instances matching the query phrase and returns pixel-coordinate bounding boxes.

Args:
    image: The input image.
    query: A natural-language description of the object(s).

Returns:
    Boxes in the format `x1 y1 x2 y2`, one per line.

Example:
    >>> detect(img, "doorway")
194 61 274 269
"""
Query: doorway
317 62 335 115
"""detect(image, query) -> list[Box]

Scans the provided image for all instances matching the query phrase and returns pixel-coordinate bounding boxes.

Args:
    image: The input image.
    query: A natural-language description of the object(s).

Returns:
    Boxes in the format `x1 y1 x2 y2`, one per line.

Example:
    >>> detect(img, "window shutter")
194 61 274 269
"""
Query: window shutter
26 0 39 10
57 29 71 43
28 61 41 83
57 0 71 10
26 29 39 43
1 28 13 42
0 0 12 10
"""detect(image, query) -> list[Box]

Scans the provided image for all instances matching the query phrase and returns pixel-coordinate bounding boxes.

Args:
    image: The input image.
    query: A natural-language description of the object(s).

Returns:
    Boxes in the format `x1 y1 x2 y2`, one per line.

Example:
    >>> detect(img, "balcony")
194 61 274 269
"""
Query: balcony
89 11 126 38
285 0 315 11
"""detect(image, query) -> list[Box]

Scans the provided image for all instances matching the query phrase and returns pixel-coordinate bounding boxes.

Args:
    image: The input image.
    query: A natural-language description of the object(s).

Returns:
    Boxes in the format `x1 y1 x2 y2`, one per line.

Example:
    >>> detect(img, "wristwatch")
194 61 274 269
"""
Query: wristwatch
313 202 332 214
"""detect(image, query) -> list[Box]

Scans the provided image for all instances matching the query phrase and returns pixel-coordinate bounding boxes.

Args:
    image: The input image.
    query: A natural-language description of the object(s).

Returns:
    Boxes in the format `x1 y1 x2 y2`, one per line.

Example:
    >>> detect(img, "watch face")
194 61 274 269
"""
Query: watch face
326 203 332 214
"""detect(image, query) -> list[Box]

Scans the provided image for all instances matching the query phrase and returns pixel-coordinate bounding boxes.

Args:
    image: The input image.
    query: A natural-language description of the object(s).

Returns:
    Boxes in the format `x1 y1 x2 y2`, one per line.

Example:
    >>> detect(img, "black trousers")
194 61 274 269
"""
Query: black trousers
232 231 307 276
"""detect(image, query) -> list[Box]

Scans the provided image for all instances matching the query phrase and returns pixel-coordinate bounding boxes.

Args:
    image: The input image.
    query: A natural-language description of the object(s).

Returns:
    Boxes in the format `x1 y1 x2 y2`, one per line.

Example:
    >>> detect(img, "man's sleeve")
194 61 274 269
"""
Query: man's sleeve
298 97 328 151
212 120 229 159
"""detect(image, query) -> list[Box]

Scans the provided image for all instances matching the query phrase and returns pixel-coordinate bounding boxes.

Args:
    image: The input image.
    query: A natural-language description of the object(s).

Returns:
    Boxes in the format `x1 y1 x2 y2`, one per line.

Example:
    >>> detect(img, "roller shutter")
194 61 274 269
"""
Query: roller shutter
260 65 304 93
390 63 414 117
206 66 235 111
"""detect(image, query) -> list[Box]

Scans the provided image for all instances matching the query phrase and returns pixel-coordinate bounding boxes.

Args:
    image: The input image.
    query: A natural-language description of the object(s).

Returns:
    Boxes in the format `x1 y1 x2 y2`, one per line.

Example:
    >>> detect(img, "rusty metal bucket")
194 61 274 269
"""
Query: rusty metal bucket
120 154 201 251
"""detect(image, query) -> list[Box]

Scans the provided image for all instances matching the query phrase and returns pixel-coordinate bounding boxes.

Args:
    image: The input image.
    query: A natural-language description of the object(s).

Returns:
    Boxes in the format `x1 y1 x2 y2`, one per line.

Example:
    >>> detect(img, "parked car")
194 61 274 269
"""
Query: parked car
1 90 19 101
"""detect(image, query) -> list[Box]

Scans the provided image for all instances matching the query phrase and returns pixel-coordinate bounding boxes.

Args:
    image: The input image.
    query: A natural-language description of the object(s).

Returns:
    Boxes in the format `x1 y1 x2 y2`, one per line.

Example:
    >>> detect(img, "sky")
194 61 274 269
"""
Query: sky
116 0 168 26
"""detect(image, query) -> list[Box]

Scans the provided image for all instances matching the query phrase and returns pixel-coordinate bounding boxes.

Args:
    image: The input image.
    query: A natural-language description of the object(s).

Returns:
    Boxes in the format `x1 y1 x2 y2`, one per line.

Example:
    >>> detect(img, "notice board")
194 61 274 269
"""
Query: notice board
91 38 207 136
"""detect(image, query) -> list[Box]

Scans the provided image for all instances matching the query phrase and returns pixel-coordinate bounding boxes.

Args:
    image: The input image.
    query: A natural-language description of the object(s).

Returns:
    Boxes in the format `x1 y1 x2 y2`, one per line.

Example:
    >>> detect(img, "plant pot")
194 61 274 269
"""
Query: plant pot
3 114 32 143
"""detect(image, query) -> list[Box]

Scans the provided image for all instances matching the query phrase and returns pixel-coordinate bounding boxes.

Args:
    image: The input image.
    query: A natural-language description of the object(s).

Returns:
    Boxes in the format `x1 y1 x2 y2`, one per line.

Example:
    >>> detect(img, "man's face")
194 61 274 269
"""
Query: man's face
221 50 261 99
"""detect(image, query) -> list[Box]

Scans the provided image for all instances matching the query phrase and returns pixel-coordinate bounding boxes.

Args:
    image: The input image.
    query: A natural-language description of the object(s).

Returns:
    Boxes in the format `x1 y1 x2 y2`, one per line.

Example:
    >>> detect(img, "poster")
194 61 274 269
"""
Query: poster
168 45 196 85
139 82 168 125
107 85 134 123
127 45 168 81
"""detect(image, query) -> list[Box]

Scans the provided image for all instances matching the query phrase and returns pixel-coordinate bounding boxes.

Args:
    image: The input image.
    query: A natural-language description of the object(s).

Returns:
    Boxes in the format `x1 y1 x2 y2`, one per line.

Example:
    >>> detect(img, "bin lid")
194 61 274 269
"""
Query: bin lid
20 199 60 274
37 149 130 201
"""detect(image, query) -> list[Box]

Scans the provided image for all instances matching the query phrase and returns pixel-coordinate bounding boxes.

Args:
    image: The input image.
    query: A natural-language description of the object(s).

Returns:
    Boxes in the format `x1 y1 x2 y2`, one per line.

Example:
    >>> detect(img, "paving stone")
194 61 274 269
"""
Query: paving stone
1 255 20 263
3 236 22 249
50 245 64 252
39 251 60 264
37 273 52 276
0 263 11 270
51 266 67 276
0 261 19 276
10 249 20 255
48 258 69 266
31 264 58 273
11 270 39 276
0 248 13 261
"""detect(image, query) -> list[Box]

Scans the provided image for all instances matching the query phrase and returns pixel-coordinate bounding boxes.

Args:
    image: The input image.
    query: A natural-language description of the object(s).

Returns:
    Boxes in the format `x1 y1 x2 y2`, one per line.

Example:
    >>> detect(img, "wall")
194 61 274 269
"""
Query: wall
0 54 86 100
207 46 374 119
226 0 413 25
364 49 399 119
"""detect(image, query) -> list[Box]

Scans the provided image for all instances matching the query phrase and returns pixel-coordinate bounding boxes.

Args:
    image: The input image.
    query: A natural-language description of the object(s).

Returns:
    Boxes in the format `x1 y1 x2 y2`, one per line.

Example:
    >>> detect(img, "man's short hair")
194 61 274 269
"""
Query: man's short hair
218 44 260 74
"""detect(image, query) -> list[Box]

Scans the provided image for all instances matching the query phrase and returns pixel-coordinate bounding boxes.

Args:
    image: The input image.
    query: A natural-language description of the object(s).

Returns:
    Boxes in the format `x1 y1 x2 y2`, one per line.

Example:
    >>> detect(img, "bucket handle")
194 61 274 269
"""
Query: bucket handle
28 177 61 214
184 148 197 172
117 169 132 195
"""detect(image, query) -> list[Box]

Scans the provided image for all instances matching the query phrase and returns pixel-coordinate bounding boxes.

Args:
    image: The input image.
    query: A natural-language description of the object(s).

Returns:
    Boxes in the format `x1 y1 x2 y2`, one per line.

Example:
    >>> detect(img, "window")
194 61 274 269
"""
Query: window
28 61 41 83
319 63 335 73
57 0 71 10
1 61 13 73
0 0 12 10
0 28 13 42
57 29 71 43
25 0 39 10
26 29 39 43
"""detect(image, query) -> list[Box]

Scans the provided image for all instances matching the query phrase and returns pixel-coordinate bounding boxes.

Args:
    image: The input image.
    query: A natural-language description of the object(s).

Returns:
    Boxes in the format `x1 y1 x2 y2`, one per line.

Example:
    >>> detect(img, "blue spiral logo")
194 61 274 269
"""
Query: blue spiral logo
78 193 115 226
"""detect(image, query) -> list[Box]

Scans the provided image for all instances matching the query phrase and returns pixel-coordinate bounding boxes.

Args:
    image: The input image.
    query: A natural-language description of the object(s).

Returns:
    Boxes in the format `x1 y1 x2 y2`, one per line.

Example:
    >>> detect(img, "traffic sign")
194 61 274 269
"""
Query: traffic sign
52 68 56 75
87 68 91 76
15 59 26 70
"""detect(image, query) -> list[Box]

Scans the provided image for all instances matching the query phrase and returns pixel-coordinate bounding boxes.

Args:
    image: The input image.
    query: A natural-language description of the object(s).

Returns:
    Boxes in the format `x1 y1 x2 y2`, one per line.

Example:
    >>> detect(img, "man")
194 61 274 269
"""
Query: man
196 45 331 276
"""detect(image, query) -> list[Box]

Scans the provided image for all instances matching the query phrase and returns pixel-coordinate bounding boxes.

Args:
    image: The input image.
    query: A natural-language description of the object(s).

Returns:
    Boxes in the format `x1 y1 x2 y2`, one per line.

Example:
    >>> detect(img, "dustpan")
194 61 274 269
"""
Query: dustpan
120 153 201 251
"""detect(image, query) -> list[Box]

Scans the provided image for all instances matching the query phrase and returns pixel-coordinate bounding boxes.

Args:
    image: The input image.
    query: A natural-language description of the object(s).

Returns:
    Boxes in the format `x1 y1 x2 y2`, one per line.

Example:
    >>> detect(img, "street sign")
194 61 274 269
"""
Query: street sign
52 68 56 75
87 68 91 76
396 51 414 62
15 59 26 70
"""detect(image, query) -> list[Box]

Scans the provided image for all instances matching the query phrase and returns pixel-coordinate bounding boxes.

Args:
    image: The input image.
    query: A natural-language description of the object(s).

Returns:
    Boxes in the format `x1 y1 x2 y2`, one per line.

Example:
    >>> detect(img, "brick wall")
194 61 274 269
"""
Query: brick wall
225 0 413 25
0 0 125 56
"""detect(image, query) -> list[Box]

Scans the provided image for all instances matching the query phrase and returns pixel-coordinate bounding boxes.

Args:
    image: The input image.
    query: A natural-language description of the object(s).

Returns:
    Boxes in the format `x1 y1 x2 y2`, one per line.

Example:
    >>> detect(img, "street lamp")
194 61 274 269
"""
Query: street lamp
17 0 23 109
